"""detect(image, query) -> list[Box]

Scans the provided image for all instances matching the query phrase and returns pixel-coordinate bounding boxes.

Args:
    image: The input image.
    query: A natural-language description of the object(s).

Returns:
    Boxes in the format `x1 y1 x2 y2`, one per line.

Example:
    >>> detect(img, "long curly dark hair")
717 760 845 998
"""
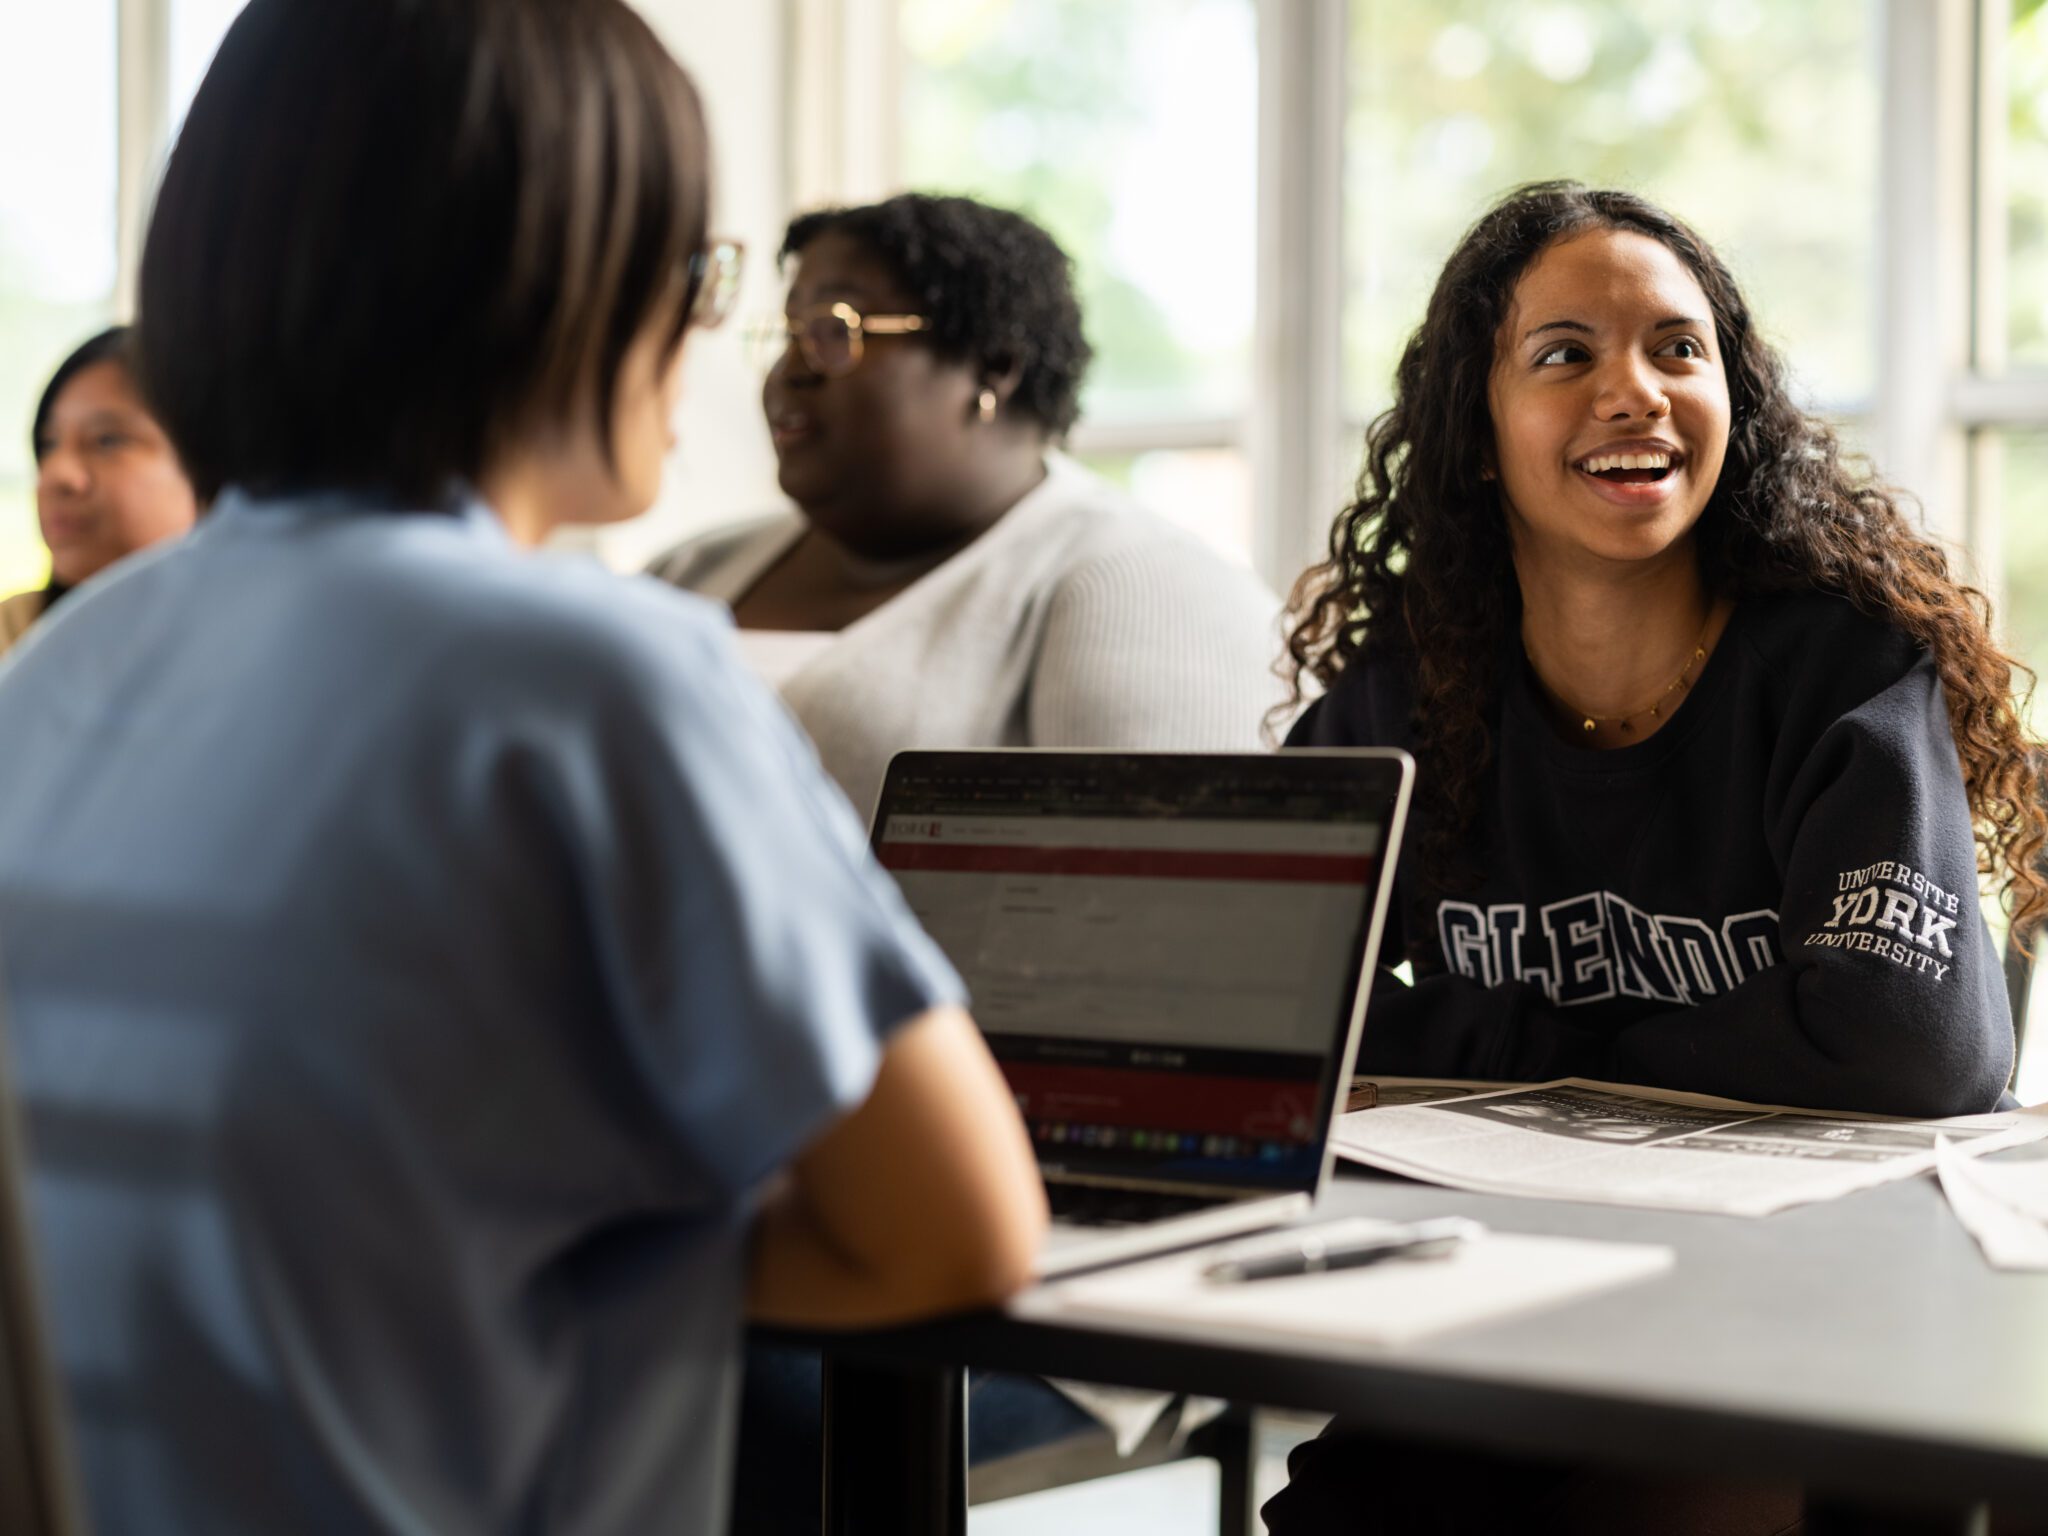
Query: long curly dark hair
1284 181 2048 942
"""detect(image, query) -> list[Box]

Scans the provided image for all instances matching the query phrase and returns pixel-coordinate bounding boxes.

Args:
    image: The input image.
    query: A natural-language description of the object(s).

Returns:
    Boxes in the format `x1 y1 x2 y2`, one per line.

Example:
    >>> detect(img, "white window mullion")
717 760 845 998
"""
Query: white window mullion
1249 0 1346 593
115 0 170 317
1974 0 2011 378
1873 0 1974 545
1965 0 2012 623
1067 418 1243 458
787 0 901 212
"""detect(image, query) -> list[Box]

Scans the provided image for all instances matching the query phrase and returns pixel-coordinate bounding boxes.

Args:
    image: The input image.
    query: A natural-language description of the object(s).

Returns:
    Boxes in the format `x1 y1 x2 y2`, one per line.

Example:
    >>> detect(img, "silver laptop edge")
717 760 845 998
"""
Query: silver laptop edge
870 747 1415 1279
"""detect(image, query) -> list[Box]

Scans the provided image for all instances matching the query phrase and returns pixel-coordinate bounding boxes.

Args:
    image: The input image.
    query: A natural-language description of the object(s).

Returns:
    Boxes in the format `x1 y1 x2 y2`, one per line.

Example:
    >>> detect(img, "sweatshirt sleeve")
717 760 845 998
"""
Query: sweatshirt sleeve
1356 653 2013 1118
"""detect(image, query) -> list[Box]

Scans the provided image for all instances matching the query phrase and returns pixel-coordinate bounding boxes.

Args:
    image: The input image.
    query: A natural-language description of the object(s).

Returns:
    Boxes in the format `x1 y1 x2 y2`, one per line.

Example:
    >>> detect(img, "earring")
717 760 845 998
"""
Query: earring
977 387 998 424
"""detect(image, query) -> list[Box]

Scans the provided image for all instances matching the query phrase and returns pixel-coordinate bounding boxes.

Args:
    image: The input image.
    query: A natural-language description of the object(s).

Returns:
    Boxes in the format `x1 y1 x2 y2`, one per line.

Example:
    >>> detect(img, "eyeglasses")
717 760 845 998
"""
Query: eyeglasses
745 301 929 378
684 239 744 331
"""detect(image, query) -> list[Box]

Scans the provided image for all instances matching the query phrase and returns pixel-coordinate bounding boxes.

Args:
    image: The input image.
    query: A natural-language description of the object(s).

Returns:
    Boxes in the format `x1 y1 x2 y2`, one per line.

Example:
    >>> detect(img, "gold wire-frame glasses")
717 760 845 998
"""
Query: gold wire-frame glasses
746 301 929 377
685 239 745 330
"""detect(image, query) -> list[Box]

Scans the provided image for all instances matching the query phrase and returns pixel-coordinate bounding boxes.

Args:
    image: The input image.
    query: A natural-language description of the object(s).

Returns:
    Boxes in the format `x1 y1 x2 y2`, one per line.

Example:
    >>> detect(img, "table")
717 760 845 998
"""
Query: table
794 1164 2048 1534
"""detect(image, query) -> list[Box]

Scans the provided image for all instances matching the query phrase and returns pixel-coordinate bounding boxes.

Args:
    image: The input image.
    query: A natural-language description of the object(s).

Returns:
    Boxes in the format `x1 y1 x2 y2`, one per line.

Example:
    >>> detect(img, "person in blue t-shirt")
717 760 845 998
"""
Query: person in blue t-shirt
0 4 1044 1534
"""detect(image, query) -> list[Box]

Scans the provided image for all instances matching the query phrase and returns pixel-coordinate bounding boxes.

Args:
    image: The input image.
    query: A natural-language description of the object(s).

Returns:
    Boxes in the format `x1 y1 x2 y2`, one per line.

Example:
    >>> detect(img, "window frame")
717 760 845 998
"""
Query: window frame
114 0 171 312
1960 0 2048 628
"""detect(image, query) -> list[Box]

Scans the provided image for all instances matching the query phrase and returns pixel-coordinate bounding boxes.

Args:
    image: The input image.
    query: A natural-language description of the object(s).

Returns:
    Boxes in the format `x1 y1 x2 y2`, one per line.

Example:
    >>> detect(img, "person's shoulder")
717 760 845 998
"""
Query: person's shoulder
419 556 785 759
1724 589 1958 785
1030 456 1277 601
1731 589 1925 710
318 517 742 712
644 512 799 592
1286 646 1415 748
1034 456 1218 554
1738 588 1911 656
459 551 737 674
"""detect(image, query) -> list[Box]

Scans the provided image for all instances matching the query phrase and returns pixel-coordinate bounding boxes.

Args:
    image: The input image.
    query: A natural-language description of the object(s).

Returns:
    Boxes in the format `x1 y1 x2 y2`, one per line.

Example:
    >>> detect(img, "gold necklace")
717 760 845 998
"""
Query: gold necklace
1536 610 1715 737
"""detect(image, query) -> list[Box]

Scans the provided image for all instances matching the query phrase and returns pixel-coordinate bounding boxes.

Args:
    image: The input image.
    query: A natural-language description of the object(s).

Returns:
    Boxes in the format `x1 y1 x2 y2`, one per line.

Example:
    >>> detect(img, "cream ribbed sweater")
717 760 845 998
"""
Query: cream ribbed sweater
648 455 1289 818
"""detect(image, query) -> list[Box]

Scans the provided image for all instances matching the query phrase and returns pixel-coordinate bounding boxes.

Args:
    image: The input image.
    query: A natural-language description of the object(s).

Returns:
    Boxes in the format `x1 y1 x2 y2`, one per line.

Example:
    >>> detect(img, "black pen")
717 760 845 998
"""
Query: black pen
1202 1217 1484 1284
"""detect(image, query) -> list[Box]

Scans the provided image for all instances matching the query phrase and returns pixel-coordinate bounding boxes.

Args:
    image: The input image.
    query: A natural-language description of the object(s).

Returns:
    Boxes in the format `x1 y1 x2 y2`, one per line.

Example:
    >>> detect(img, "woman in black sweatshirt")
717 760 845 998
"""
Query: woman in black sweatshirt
1265 180 2046 1535
1285 180 2043 1124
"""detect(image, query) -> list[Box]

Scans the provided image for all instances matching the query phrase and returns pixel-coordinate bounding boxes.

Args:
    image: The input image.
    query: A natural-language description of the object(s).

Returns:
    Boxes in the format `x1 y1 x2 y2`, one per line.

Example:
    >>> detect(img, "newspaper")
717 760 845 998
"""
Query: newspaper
1936 1134 2048 1269
1332 1077 2048 1217
1348 1076 1515 1111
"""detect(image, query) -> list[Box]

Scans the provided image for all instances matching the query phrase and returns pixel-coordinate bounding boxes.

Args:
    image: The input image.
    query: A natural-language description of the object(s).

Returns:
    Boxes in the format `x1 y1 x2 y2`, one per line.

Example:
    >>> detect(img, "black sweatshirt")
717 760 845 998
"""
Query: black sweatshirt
1288 591 2013 1117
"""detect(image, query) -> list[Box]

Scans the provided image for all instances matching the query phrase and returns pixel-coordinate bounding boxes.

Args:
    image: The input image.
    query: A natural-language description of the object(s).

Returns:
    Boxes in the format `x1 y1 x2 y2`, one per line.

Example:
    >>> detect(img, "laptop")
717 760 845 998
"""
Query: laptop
871 748 1413 1278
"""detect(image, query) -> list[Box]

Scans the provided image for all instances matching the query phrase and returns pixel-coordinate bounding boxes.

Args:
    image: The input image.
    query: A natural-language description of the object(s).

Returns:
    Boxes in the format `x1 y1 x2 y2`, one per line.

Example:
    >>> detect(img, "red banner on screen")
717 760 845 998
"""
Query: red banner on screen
1000 1061 1319 1142
876 843 1374 884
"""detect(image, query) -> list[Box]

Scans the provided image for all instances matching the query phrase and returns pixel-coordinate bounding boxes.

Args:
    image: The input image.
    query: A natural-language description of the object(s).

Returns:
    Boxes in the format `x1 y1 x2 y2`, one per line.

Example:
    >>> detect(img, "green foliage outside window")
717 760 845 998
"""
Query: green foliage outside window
2007 0 2048 366
1345 0 1879 418
901 0 1256 422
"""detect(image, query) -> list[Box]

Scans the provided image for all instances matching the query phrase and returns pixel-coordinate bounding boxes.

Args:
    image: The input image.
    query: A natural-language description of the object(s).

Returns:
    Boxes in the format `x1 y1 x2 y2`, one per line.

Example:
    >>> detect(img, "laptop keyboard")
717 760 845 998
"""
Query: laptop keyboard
1046 1184 1224 1228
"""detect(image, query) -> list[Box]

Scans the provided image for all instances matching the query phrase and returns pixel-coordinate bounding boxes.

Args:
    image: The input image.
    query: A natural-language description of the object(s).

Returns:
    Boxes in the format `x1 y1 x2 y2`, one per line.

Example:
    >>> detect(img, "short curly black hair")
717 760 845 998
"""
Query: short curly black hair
780 192 1093 438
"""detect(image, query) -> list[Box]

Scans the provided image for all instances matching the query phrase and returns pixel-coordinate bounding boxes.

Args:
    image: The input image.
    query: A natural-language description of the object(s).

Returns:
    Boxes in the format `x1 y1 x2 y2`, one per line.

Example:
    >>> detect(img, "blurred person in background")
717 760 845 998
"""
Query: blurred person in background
650 192 1287 818
0 3 1043 1533
2 326 197 656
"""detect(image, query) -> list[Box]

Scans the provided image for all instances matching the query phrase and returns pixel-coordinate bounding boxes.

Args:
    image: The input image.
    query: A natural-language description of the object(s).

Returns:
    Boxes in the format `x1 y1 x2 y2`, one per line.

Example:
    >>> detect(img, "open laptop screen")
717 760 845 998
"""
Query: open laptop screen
872 750 1407 1193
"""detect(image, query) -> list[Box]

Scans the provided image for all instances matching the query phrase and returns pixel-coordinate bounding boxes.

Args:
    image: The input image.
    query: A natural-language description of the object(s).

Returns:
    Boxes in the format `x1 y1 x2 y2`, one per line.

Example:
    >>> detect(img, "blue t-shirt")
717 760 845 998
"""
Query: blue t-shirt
0 490 962 1534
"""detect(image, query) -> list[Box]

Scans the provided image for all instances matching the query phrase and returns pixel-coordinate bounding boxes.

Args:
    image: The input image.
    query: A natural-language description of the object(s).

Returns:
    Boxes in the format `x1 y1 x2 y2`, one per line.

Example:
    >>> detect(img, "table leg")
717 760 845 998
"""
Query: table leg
820 1354 967 1536
1188 1407 1257 1536
1803 1498 1989 1536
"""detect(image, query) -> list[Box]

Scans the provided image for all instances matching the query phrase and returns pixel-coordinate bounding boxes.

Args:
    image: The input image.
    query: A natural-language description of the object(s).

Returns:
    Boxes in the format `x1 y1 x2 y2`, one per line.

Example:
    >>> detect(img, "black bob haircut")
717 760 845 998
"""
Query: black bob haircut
781 193 1092 438
32 327 133 462
137 0 711 505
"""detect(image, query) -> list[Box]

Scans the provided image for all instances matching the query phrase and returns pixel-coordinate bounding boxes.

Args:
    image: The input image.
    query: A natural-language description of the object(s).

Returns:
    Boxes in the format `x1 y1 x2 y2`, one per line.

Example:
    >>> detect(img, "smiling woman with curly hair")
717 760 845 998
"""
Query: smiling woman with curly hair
1283 180 2044 1126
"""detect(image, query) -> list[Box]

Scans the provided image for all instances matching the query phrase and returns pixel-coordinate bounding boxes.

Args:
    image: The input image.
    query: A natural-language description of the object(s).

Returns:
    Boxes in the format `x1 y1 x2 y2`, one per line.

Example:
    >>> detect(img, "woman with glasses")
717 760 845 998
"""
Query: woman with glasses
0 4 1045 1533
3 326 197 657
654 191 1285 1534
650 191 1286 817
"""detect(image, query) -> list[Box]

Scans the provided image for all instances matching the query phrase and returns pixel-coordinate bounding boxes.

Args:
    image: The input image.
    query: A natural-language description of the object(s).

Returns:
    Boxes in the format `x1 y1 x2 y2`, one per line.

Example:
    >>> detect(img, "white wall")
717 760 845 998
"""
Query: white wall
597 0 794 569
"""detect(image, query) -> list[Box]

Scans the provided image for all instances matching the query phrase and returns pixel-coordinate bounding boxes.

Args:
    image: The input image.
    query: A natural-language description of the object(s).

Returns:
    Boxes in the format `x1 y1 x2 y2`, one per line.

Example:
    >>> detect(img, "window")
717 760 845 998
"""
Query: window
1984 433 2048 683
0 0 119 597
891 1 1883 580
898 0 1258 564
1975 0 2048 631
903 0 1256 422
1997 0 2048 372
169 0 249 134
0 0 244 604
1971 3 2048 1102
1343 1 1881 423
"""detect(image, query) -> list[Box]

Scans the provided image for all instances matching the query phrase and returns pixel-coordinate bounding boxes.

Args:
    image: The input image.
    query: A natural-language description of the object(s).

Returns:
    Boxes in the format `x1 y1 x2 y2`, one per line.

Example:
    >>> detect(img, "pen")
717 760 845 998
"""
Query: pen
1202 1217 1484 1283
